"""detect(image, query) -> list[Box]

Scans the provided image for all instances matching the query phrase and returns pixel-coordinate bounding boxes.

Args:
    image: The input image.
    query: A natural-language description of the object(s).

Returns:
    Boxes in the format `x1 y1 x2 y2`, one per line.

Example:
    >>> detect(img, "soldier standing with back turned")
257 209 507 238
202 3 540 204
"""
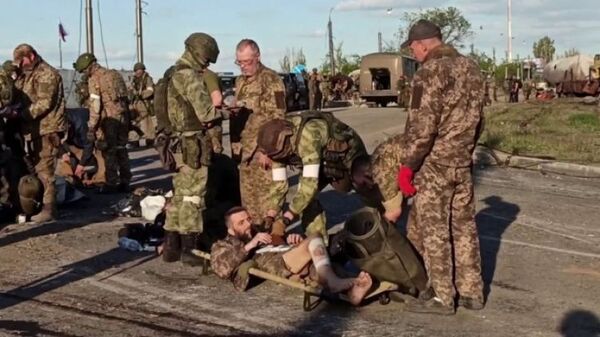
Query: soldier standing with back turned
396 20 485 315
13 44 66 223
73 53 132 194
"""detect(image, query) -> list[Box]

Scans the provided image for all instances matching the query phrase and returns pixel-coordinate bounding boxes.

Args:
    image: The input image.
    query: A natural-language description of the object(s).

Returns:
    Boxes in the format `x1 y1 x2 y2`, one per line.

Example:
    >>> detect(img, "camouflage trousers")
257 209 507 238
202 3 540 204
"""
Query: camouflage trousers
239 159 272 222
309 92 322 110
129 102 155 142
30 134 59 206
100 116 132 186
164 165 208 234
129 115 156 142
206 123 223 154
407 160 483 306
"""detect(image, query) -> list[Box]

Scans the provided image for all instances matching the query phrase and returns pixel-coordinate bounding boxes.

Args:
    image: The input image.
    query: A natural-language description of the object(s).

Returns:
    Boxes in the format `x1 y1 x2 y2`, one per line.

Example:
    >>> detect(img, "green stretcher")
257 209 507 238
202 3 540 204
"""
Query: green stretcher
192 249 399 311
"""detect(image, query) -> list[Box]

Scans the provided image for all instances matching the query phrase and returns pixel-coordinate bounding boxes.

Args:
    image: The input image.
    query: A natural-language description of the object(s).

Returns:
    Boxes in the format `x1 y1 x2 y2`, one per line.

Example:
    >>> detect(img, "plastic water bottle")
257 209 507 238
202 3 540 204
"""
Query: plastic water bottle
118 237 143 252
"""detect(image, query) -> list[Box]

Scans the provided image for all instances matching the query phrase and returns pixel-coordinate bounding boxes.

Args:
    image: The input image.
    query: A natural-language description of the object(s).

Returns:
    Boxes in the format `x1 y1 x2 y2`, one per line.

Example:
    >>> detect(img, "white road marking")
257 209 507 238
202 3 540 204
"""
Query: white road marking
480 235 600 259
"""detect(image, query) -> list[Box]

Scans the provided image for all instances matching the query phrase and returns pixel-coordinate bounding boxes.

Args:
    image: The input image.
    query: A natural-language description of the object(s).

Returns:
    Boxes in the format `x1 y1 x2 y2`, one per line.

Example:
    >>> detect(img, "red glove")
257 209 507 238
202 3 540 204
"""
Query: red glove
397 166 417 196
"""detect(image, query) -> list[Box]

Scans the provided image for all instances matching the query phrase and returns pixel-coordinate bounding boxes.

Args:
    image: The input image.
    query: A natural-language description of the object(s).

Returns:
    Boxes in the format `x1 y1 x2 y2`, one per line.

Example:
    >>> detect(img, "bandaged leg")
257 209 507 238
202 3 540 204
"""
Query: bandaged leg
307 236 354 293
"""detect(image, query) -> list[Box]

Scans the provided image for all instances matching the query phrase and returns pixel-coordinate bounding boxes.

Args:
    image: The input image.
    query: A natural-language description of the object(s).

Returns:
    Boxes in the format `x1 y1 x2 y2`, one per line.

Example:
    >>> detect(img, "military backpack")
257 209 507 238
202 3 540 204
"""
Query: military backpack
292 110 366 182
343 207 428 294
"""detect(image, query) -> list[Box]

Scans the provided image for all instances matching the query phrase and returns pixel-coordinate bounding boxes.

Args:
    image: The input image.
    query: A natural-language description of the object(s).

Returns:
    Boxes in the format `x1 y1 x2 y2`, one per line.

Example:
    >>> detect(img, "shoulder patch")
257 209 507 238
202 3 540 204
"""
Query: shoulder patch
411 85 423 109
275 91 285 109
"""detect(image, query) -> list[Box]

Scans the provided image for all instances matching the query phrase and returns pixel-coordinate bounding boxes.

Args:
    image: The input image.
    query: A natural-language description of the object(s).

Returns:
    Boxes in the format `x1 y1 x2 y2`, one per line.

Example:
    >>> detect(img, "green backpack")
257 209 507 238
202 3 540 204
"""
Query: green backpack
343 207 428 294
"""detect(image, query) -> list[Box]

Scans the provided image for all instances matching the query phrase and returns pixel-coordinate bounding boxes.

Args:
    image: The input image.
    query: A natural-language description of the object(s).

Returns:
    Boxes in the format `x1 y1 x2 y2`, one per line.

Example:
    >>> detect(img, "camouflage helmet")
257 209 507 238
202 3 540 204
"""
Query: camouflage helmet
2 60 17 74
73 53 97 73
18 175 44 216
184 33 219 66
257 119 294 159
133 62 145 71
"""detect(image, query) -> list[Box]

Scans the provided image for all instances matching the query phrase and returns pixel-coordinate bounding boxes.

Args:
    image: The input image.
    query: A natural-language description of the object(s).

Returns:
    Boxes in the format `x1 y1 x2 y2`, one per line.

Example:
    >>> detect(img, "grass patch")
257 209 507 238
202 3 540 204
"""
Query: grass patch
568 113 600 132
480 100 600 164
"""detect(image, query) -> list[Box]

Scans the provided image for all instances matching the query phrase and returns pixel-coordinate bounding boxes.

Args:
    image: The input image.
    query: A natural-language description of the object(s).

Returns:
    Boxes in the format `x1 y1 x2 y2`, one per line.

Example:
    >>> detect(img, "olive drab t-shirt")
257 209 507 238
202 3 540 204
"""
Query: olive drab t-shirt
203 69 221 95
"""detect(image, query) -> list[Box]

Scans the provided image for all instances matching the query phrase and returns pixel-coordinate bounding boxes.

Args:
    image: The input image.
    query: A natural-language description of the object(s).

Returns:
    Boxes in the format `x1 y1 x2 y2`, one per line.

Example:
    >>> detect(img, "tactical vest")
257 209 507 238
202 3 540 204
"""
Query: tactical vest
154 64 204 134
344 207 428 293
291 110 365 181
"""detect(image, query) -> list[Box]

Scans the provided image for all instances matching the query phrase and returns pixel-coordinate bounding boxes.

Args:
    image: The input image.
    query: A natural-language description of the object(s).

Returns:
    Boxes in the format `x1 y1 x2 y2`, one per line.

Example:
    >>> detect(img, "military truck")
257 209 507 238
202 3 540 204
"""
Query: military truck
359 52 418 106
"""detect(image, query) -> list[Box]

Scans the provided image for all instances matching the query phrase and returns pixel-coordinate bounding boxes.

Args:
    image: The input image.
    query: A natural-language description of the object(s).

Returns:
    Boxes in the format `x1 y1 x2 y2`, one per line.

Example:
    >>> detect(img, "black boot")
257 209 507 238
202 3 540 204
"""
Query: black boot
162 231 181 263
180 233 202 267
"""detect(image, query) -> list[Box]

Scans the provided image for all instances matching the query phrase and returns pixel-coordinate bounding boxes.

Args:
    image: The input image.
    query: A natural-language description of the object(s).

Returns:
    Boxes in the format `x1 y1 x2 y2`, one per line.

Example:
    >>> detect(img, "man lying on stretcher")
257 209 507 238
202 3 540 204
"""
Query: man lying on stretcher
210 206 373 305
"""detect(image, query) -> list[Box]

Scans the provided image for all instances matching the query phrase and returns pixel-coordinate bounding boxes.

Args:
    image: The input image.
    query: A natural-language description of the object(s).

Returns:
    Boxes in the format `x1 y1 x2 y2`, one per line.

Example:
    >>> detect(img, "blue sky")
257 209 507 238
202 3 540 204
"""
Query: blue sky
1 0 598 78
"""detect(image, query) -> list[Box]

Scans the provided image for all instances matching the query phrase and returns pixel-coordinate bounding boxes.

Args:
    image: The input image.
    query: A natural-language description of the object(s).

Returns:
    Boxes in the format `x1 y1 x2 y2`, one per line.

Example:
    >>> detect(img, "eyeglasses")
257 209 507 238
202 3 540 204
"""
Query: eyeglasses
234 58 256 66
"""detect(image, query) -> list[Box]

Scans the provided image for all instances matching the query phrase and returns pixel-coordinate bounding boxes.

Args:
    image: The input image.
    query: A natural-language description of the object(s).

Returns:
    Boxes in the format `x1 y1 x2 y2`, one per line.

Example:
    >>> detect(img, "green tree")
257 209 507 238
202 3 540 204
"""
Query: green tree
279 48 308 73
532 36 556 62
469 49 494 72
279 55 291 73
321 42 362 75
402 7 473 49
562 48 580 58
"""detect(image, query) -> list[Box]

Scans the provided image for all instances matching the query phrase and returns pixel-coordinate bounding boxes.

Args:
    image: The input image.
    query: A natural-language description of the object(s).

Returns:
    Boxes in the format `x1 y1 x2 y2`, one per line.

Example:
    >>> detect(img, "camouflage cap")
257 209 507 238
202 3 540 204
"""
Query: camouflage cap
18 175 43 216
2 60 17 73
133 62 145 71
401 19 442 48
73 53 97 73
257 119 294 157
184 33 219 66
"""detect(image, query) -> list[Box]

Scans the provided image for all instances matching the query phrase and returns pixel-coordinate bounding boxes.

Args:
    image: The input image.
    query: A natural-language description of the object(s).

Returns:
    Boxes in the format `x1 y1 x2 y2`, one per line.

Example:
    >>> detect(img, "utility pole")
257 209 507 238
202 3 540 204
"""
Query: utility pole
328 8 336 75
85 0 94 54
507 0 512 62
135 0 144 64
378 32 383 52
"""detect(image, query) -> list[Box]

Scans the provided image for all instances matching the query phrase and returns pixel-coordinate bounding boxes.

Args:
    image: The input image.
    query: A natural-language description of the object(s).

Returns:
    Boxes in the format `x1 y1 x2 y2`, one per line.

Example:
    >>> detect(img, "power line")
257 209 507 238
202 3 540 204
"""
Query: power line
96 0 109 68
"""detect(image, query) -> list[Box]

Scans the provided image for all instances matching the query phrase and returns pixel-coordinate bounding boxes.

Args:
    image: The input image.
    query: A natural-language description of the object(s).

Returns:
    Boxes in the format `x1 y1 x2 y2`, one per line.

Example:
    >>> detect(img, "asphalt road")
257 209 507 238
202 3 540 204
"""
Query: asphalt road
0 106 599 337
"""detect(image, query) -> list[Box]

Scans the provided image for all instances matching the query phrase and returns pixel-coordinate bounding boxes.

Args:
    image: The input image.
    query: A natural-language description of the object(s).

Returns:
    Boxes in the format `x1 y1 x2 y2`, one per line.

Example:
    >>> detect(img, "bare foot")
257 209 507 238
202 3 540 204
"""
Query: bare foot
327 277 355 293
348 272 373 306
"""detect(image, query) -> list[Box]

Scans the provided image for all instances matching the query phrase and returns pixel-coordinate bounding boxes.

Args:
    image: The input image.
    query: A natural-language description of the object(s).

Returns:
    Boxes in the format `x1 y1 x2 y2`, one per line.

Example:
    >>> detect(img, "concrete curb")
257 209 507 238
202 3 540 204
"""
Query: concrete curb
473 146 600 178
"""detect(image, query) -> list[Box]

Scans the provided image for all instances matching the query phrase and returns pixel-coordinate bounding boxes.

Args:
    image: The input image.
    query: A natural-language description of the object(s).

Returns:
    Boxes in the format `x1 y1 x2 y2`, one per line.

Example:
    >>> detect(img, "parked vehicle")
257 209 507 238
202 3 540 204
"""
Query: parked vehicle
359 52 418 106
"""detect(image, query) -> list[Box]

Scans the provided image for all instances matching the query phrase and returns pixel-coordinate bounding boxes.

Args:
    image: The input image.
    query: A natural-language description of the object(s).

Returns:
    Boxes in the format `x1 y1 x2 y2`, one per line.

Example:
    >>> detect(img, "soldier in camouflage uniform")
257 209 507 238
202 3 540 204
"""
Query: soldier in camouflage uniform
73 53 132 194
157 33 221 266
350 134 405 224
71 74 106 186
319 74 331 108
128 62 155 146
202 68 224 154
210 206 372 304
233 39 286 223
257 111 367 244
396 20 484 314
397 76 411 109
13 44 66 222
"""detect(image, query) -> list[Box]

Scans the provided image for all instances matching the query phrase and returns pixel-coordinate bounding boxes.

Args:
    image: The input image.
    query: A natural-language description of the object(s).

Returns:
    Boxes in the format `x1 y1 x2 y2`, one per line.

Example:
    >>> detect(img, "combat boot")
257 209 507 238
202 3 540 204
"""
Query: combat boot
162 231 181 263
406 297 455 316
180 233 202 267
458 297 485 311
30 204 56 223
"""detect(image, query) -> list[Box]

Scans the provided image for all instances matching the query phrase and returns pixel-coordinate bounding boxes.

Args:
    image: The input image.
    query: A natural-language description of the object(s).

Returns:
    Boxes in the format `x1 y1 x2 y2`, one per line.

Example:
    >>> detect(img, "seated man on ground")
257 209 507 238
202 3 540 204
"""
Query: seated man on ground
210 206 372 305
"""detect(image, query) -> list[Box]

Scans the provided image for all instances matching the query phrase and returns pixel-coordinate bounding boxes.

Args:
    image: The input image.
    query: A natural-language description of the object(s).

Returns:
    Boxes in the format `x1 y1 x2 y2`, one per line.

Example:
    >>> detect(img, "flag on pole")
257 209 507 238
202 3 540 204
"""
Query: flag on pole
58 22 68 42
